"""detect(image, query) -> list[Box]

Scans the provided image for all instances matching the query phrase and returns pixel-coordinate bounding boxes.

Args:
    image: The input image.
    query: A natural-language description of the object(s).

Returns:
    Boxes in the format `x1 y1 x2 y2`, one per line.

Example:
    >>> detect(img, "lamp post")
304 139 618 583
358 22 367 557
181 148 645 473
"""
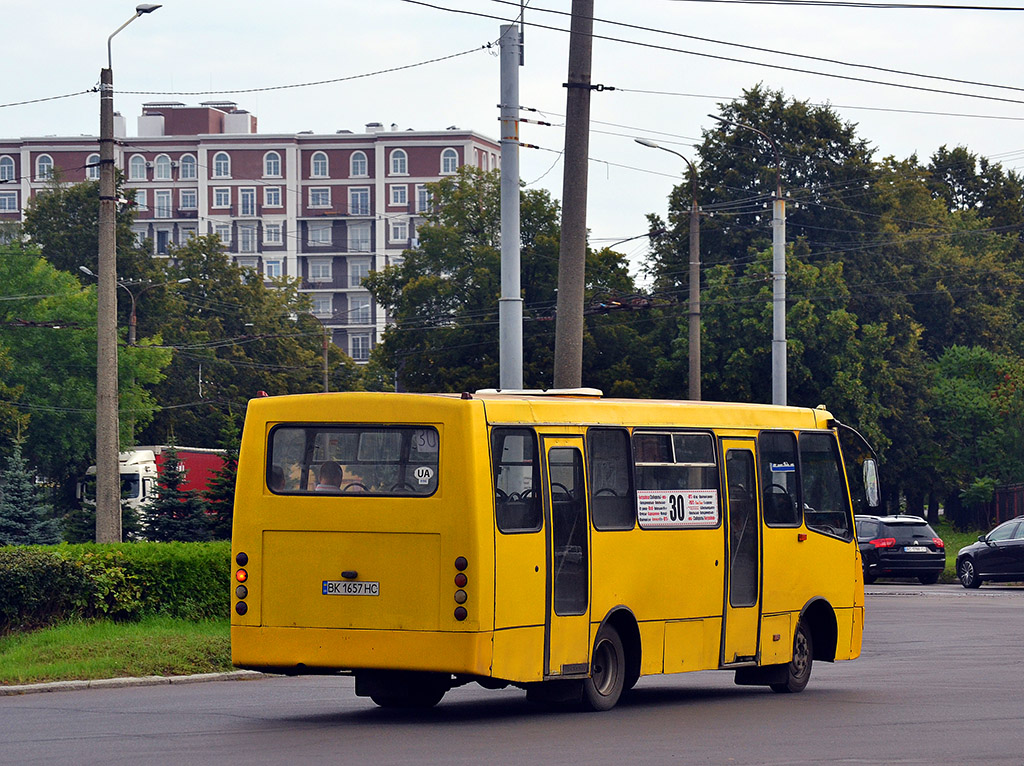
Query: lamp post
709 114 786 406
635 138 701 401
308 313 330 393
80 268 190 345
95 3 161 543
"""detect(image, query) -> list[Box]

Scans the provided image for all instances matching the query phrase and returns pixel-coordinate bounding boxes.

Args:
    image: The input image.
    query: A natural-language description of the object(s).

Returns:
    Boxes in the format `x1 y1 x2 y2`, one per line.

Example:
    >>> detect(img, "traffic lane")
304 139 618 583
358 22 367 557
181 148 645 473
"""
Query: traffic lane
0 676 869 766
1 587 1022 766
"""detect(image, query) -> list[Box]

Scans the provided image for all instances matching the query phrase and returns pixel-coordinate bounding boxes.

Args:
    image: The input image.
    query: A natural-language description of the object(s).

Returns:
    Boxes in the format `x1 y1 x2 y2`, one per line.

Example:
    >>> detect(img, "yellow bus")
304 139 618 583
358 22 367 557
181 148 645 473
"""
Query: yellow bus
231 389 879 711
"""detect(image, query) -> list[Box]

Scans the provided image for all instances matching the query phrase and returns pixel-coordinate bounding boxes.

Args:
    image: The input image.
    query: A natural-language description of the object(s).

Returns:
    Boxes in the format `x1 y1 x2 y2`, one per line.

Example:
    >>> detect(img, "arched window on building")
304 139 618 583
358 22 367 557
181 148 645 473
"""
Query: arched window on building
179 154 197 179
129 154 147 180
311 151 329 178
264 151 281 177
36 154 55 181
86 153 101 181
350 151 368 177
0 155 17 182
441 148 459 174
154 154 172 180
390 149 408 176
212 151 231 178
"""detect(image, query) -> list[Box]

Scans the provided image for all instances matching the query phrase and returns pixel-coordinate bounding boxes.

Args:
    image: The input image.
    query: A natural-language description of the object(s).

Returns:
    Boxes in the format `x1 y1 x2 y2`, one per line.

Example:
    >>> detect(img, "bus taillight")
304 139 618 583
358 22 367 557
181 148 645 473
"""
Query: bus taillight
235 553 249 615
454 557 469 621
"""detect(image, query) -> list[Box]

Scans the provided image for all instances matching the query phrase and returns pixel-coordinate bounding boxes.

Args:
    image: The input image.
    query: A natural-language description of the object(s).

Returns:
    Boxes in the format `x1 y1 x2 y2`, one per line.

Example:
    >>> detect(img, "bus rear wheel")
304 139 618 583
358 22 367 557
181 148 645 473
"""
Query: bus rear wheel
359 671 447 709
582 624 625 711
770 621 813 694
370 687 445 709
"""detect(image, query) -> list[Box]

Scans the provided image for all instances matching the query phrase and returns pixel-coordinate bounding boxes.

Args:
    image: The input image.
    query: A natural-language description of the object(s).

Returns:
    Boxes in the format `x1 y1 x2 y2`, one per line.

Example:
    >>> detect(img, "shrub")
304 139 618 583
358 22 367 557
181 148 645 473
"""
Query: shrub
0 548 88 632
0 541 230 633
119 542 229 619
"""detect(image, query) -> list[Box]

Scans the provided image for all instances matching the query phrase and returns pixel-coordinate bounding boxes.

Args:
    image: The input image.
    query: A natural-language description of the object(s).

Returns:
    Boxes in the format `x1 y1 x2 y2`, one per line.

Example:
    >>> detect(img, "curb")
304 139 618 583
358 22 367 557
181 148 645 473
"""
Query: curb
0 669 266 697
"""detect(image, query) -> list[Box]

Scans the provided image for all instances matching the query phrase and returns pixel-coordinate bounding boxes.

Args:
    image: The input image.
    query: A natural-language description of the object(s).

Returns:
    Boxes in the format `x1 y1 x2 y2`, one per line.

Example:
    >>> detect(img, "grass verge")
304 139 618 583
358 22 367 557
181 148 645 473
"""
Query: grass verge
0 617 231 685
934 519 983 582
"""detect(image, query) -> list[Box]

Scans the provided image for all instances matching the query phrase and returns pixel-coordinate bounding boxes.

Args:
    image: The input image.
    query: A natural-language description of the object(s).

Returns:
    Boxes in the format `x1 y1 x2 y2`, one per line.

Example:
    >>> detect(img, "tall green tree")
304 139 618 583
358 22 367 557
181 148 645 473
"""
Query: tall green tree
0 242 170 492
641 85 1024 512
145 446 212 542
928 347 1024 502
646 85 878 293
366 166 646 392
141 235 326 446
0 440 61 545
22 176 157 282
204 422 240 540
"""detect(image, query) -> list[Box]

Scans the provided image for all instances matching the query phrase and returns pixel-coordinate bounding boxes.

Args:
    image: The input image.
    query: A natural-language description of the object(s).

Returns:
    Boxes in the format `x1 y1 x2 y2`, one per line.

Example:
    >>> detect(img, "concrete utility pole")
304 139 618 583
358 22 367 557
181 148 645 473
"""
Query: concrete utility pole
710 114 786 406
552 0 594 389
498 24 523 391
95 4 161 544
96 61 120 544
635 138 701 400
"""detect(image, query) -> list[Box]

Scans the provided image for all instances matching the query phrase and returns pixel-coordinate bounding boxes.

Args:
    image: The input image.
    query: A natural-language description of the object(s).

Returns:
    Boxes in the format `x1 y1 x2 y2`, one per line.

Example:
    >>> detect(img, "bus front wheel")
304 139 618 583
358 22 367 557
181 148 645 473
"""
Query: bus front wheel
582 625 625 711
770 621 813 694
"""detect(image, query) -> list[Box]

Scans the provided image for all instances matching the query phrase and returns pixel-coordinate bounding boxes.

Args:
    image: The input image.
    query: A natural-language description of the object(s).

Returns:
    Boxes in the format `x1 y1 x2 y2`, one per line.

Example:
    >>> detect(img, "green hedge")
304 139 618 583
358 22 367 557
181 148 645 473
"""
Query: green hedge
0 541 230 633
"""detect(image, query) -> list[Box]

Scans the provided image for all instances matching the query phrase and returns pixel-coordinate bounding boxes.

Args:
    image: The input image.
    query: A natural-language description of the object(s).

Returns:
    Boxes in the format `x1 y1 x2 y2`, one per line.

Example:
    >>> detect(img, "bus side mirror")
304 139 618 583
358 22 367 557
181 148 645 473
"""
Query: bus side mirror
862 459 880 509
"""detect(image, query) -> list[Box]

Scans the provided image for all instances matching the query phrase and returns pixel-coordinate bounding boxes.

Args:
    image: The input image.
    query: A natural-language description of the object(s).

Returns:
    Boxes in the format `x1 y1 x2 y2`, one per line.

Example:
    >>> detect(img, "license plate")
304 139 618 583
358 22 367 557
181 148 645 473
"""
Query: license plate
322 580 380 596
903 546 927 553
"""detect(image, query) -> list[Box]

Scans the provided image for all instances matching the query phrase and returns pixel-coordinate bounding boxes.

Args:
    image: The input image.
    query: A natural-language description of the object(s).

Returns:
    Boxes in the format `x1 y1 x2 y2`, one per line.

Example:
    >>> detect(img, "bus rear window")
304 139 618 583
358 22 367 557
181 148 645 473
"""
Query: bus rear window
267 426 439 496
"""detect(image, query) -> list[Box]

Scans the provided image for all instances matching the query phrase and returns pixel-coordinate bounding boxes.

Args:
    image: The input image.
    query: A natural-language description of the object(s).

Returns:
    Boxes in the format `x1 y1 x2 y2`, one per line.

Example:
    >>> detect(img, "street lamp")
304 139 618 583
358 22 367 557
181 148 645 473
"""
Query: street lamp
635 138 701 401
307 313 330 393
708 114 787 406
80 267 189 345
95 3 161 543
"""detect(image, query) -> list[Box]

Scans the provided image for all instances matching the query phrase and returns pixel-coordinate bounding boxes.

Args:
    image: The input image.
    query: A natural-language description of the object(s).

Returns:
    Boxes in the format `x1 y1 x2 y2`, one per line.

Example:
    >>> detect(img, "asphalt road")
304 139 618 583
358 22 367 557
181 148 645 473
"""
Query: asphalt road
2 584 1021 766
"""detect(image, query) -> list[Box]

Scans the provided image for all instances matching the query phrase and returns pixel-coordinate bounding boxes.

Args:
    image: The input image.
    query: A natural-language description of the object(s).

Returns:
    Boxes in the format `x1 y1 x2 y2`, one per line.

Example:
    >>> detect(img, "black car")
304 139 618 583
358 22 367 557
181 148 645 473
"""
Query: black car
955 516 1024 588
855 515 946 584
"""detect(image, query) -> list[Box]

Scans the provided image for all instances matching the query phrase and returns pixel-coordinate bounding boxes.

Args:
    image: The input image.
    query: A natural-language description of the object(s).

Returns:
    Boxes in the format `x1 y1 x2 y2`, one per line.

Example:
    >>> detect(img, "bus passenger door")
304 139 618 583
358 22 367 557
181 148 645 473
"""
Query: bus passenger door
541 436 591 677
721 440 761 665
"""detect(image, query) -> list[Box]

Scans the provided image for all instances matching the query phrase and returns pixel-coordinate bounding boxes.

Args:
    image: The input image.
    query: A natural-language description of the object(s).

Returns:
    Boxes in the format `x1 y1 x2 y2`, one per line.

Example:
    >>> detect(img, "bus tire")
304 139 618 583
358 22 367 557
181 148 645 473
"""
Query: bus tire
361 671 447 709
370 685 446 709
582 624 625 711
770 620 813 694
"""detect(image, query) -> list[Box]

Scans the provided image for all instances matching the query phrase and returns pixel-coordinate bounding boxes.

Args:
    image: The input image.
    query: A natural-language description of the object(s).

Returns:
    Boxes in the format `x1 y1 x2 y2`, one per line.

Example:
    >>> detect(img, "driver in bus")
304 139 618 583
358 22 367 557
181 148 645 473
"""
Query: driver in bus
315 461 344 492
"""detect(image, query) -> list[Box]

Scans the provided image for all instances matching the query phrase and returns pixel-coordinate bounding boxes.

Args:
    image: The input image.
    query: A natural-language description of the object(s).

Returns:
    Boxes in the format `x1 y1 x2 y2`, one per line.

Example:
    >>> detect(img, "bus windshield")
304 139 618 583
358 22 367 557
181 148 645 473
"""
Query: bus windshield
267 425 440 496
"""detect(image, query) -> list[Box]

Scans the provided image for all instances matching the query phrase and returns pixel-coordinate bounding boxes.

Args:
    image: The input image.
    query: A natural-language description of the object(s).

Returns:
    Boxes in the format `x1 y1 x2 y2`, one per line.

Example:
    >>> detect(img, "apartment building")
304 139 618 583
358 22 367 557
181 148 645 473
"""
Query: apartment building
0 102 500 361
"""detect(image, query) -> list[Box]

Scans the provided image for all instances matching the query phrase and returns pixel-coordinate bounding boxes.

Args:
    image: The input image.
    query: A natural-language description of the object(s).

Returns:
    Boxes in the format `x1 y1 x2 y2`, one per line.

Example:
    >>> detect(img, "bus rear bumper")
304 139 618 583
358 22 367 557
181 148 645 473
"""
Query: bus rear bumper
231 625 494 677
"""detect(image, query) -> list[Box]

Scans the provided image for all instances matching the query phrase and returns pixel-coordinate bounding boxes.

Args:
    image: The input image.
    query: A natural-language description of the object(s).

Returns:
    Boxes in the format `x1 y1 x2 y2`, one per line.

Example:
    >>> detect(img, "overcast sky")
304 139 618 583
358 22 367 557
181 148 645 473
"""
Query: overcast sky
6 0 1024 281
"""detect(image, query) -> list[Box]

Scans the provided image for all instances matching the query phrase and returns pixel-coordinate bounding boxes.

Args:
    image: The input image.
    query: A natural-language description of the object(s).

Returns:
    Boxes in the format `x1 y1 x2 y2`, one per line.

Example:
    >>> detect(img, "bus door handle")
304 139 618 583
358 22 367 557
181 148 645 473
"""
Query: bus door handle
341 570 358 579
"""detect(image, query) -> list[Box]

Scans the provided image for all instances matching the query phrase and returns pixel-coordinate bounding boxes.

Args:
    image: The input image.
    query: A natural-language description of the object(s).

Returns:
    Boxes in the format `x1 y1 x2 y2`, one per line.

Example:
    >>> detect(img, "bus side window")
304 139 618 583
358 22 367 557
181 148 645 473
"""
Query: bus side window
492 427 542 533
799 432 853 540
588 427 635 530
759 431 801 527
633 431 716 493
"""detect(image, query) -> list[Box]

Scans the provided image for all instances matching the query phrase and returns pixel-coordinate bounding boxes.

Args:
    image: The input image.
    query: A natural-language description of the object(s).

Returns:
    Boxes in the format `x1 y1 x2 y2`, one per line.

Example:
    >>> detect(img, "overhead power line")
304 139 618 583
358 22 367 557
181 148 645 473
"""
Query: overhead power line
664 0 1024 10
0 90 95 110
119 45 492 97
483 0 1024 95
401 0 1024 105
